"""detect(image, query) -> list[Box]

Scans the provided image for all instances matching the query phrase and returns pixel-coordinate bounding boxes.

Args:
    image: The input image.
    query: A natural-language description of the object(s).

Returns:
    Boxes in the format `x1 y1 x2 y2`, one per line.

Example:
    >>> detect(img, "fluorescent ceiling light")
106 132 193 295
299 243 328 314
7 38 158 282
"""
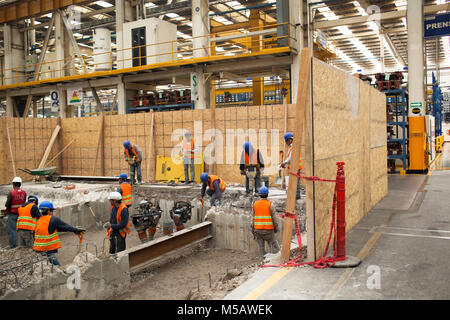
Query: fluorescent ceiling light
95 1 113 7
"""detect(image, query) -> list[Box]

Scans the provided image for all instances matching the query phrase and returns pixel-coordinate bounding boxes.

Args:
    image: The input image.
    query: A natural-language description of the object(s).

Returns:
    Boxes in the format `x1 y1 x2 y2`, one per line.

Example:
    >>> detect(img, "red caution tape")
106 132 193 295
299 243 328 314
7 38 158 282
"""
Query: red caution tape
262 169 341 269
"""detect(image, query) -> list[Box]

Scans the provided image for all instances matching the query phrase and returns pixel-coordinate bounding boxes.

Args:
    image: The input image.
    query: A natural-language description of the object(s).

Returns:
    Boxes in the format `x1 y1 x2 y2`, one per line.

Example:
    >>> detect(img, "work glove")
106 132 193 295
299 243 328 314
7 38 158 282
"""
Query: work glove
103 222 111 230
240 170 246 175
75 228 86 235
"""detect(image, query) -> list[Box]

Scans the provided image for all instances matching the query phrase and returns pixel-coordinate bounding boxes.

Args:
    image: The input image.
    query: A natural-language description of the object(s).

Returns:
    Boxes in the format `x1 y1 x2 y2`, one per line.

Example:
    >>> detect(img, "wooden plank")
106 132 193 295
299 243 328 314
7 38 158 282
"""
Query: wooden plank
146 110 155 182
45 139 75 167
280 48 312 263
38 125 61 169
4 118 16 177
91 113 105 176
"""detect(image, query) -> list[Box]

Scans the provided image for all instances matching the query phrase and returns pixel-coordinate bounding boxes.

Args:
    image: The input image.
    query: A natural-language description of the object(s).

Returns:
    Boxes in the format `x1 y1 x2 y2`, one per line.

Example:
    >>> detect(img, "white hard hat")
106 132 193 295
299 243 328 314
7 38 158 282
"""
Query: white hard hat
12 177 22 183
107 191 122 200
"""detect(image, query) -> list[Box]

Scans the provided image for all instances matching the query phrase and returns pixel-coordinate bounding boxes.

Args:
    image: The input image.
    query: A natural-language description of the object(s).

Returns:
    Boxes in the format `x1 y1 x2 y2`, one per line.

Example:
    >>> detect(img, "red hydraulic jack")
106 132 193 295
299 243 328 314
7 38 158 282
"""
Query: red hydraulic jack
331 162 361 268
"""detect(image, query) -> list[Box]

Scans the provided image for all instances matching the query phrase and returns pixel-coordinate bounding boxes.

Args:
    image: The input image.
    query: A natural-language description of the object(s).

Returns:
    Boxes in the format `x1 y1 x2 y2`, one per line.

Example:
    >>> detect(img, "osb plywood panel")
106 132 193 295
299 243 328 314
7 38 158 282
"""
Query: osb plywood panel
306 59 387 262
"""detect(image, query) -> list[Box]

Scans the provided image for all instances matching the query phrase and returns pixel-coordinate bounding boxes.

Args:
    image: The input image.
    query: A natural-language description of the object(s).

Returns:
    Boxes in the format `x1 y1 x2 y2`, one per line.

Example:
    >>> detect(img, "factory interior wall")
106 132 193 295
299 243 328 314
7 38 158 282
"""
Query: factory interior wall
304 59 388 262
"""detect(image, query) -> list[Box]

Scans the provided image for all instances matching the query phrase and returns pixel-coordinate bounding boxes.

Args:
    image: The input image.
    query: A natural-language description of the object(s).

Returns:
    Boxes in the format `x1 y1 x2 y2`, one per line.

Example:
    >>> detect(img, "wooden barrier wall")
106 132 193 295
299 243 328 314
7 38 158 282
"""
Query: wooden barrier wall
303 59 387 262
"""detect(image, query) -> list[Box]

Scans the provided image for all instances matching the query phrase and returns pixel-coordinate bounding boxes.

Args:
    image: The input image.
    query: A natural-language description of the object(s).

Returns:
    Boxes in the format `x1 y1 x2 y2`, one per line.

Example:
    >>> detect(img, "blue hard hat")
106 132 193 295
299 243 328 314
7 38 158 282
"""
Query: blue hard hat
200 172 209 183
28 195 38 205
39 201 54 211
123 140 130 149
284 132 293 142
119 173 128 180
258 186 269 195
243 141 251 153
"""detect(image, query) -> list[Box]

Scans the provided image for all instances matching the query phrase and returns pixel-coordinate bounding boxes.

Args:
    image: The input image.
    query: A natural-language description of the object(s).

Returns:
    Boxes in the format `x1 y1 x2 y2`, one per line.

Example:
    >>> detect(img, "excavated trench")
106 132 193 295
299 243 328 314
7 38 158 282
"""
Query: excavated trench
0 181 306 300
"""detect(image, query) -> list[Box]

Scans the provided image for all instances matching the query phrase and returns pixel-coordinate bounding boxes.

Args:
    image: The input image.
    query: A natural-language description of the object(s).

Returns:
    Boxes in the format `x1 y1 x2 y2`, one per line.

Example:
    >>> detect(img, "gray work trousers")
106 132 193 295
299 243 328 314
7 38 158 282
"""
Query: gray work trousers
254 229 279 256
17 229 34 248
183 160 195 182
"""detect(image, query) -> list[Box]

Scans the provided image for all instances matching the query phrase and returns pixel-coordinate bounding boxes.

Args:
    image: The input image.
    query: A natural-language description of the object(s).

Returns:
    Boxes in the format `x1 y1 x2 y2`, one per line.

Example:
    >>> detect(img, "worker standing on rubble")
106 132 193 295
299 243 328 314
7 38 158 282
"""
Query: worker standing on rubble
17 195 41 248
280 132 302 199
104 192 130 254
117 173 132 210
123 140 143 185
252 186 279 256
181 131 197 184
33 201 85 266
239 142 264 195
4 177 27 249
200 172 226 206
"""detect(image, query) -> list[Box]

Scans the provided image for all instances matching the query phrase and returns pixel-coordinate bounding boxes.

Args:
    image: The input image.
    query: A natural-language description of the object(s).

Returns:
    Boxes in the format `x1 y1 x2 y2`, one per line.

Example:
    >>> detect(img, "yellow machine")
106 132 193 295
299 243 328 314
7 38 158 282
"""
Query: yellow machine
155 154 204 183
408 116 428 173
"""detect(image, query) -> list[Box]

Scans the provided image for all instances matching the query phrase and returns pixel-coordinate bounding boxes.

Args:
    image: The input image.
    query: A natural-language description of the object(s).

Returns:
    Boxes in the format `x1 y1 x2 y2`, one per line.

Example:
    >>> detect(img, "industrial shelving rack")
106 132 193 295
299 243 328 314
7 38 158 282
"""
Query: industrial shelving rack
383 88 409 173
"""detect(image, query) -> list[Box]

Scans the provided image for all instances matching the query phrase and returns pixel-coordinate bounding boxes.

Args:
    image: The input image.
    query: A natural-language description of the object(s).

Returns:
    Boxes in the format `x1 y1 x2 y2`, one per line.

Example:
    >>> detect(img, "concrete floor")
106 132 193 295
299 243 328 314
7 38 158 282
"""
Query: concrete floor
224 144 450 300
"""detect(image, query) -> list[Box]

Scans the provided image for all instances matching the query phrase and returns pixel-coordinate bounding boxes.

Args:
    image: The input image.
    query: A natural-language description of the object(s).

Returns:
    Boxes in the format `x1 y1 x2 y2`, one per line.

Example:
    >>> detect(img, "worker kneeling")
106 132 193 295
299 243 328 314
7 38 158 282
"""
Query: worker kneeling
17 195 41 248
104 192 130 254
200 172 226 206
33 201 85 266
252 187 280 257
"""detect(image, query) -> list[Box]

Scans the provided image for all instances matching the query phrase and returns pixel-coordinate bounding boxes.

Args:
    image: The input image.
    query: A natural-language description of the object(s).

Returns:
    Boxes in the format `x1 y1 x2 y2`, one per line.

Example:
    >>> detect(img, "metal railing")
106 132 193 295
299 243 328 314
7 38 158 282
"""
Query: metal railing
1 23 296 87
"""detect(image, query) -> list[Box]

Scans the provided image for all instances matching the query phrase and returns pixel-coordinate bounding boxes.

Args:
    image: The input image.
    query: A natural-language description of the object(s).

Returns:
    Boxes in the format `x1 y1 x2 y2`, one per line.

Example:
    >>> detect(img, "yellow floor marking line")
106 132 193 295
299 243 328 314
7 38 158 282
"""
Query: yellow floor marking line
242 267 294 300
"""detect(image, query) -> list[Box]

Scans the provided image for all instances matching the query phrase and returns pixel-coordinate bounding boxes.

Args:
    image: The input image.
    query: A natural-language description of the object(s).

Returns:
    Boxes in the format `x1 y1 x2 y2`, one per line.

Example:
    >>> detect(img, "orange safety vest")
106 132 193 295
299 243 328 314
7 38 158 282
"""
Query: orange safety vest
120 182 133 206
17 203 37 231
125 144 138 159
244 150 258 167
287 145 303 171
33 215 61 252
183 138 195 159
106 204 130 239
253 199 274 230
208 175 226 192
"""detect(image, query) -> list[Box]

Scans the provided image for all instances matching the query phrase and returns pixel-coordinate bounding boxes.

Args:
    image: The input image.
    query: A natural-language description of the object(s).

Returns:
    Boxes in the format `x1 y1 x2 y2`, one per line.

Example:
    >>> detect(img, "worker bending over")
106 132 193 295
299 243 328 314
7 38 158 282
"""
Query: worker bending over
252 187 279 256
280 132 302 199
33 201 85 266
4 177 27 249
104 192 130 254
117 173 132 210
181 131 197 184
239 141 264 195
123 140 143 185
200 172 226 206
17 195 41 248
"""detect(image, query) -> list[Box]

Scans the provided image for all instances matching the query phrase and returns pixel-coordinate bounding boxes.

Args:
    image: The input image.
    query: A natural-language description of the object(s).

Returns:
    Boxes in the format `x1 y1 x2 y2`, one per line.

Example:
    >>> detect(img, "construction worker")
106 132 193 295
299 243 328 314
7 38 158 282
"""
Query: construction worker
117 173 132 210
123 140 143 185
4 177 27 249
17 195 41 248
103 191 130 254
280 132 302 199
252 186 279 257
34 201 85 266
200 172 226 206
239 141 264 195
181 131 197 184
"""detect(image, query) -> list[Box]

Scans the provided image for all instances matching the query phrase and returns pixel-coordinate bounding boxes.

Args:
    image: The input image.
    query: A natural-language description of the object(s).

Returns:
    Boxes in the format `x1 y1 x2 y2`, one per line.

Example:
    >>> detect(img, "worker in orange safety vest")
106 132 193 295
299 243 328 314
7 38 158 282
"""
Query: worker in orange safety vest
252 186 279 256
181 131 197 184
200 172 226 206
280 132 302 199
123 140 143 185
17 195 41 248
103 192 130 254
34 201 85 266
117 173 133 209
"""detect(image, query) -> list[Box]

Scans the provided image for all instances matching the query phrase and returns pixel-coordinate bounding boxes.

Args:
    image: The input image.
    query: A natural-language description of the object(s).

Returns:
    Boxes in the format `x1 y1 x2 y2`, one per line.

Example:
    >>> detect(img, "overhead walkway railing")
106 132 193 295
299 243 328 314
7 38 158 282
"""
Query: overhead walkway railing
0 22 296 90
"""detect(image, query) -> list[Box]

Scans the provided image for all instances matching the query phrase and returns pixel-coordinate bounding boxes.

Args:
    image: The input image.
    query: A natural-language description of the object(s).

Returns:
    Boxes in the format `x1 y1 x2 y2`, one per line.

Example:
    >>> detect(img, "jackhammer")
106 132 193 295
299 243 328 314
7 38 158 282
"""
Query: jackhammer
131 200 163 243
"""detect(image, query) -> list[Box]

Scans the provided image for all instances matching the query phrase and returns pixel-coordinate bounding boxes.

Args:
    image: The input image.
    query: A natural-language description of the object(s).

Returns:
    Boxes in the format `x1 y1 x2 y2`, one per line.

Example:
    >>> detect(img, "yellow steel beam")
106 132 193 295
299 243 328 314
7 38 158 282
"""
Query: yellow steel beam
0 0 94 24
0 47 292 92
